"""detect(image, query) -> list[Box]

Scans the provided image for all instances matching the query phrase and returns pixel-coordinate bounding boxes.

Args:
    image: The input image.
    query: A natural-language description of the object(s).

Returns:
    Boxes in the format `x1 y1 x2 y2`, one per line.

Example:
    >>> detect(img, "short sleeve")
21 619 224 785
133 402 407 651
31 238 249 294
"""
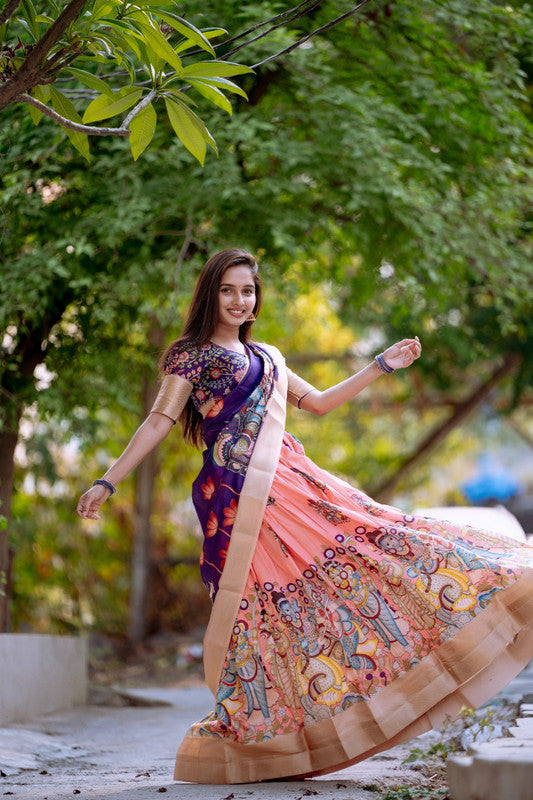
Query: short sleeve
286 368 317 409
150 342 204 422
150 375 193 422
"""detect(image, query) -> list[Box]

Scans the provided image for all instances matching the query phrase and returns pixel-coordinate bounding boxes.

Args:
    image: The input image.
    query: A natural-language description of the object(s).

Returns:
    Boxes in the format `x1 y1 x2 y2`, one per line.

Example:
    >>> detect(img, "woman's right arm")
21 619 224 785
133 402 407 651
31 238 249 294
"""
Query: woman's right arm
76 411 174 520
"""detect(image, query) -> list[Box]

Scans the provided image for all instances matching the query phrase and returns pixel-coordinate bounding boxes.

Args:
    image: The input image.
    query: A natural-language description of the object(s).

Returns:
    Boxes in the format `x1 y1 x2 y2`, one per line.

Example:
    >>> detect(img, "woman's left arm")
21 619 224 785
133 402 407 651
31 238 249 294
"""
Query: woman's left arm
298 337 421 416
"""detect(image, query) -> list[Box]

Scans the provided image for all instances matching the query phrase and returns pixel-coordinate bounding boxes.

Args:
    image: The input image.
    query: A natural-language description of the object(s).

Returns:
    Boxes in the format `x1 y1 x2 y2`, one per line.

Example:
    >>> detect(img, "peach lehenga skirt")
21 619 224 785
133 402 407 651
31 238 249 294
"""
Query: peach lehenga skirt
175 433 533 784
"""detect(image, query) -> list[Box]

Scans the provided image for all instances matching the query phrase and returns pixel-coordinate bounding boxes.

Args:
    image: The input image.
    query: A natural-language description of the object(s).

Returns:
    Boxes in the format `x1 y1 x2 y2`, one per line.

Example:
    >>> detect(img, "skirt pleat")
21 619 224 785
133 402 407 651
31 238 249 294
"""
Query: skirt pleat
175 434 533 783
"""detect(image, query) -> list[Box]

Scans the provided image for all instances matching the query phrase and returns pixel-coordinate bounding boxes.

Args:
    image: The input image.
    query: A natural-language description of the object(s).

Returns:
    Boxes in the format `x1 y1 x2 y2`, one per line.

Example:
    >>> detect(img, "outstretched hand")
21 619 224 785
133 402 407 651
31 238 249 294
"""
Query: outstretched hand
76 484 112 520
382 337 421 370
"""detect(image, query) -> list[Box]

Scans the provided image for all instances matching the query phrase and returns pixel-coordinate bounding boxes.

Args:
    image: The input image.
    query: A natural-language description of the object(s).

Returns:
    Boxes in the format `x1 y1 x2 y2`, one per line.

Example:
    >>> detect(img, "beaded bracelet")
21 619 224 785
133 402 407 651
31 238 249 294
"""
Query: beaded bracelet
93 478 116 495
375 353 395 374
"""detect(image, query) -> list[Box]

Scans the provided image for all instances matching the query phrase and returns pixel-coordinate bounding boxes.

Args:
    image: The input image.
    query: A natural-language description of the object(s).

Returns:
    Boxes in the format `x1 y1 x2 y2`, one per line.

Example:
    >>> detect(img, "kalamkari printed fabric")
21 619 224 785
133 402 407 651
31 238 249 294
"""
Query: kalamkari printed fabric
188 432 533 745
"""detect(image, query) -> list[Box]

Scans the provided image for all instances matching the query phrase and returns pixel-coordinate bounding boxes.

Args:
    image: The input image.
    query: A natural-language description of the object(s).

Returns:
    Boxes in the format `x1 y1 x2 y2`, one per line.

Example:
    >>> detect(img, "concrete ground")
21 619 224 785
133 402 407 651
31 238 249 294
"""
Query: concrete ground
2 660 533 800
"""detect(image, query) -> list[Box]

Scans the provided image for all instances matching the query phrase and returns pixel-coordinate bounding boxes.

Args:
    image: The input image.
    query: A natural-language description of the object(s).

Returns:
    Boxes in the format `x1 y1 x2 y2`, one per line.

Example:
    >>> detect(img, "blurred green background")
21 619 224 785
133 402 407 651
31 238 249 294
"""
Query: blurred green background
1 0 532 666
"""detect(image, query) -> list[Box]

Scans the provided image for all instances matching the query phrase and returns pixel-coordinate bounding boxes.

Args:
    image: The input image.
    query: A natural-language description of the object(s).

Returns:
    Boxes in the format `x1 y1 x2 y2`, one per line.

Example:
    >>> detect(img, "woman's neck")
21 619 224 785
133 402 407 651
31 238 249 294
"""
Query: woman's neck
210 332 246 355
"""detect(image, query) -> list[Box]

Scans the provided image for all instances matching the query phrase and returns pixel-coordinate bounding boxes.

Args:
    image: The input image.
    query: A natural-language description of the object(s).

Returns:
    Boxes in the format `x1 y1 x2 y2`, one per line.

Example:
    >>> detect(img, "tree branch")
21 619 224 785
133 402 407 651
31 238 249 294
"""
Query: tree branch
122 88 156 128
368 354 522 502
251 0 375 68
0 0 22 26
0 0 88 111
19 87 157 136
184 0 325 59
217 0 324 50
224 0 323 60
19 92 130 135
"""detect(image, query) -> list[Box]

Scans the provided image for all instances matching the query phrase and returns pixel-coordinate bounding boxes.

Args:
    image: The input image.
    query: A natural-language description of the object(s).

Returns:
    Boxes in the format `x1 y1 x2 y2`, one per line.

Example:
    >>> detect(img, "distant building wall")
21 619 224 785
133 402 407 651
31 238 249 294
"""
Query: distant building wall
0 634 87 725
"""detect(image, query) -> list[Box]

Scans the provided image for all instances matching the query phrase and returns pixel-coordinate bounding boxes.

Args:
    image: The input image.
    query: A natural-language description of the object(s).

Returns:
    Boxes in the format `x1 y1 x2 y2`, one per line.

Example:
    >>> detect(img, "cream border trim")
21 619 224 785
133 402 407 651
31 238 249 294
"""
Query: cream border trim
202 344 288 694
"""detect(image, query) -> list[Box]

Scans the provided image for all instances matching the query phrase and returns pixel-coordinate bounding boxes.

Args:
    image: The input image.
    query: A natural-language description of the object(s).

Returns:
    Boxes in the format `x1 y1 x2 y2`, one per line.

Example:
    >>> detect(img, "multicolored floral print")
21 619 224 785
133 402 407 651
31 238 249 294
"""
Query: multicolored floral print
164 342 249 418
187 437 533 745
211 380 269 476
179 343 278 599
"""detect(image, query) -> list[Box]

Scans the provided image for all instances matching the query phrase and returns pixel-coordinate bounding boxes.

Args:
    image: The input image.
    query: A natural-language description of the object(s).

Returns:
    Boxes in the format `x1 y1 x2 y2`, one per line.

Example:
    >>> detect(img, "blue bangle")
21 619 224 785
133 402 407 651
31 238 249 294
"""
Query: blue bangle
93 479 116 495
375 353 395 374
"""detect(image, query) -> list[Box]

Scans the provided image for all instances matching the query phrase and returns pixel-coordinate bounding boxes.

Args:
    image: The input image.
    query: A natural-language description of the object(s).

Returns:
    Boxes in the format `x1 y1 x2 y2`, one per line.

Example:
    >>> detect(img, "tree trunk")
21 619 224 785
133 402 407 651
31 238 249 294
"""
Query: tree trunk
127 323 165 646
369 355 520 503
0 412 21 632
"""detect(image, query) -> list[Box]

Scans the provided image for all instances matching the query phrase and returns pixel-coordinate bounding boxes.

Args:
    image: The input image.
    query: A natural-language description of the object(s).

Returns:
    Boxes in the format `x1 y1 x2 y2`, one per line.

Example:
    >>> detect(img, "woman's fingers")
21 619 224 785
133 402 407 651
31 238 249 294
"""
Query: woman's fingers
76 486 108 519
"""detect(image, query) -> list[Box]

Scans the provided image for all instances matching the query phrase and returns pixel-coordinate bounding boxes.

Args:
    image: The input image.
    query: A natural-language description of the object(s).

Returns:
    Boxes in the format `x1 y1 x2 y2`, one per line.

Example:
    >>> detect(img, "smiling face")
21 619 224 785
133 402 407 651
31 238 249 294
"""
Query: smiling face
214 265 257 338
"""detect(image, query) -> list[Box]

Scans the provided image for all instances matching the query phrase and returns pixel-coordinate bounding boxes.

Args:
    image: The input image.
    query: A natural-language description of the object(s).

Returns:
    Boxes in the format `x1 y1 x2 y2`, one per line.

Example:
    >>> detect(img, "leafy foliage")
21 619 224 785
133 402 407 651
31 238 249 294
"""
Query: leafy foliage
2 0 533 637
0 0 253 161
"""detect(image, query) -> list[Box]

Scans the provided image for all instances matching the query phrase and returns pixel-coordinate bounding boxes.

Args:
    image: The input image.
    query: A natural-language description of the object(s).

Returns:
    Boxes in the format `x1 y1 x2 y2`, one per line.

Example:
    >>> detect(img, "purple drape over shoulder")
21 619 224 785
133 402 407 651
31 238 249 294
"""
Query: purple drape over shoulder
192 344 277 599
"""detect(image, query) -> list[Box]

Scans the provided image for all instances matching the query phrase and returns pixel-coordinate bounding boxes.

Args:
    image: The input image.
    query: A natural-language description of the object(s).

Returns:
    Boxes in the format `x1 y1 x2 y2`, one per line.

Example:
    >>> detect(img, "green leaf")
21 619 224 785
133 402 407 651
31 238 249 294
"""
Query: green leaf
97 18 143 58
164 95 212 164
156 11 215 56
129 14 183 74
33 83 51 103
199 28 227 40
27 102 42 125
34 14 54 23
87 34 114 56
175 26 227 53
66 67 115 98
20 0 39 38
90 0 118 21
125 0 176 6
49 87 90 162
182 60 253 78
137 39 165 75
98 17 145 39
82 87 143 123
188 79 232 115
190 75 248 100
129 101 157 160
165 88 197 106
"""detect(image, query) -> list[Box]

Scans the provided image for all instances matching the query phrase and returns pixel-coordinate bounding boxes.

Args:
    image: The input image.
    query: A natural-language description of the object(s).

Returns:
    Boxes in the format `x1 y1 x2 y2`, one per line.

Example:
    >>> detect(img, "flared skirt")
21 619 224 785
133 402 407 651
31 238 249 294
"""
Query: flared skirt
175 433 533 784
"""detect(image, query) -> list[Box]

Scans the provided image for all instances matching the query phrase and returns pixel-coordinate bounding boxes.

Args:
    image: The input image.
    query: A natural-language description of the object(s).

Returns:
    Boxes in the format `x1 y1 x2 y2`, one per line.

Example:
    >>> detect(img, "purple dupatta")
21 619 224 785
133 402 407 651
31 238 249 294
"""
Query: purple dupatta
192 344 277 599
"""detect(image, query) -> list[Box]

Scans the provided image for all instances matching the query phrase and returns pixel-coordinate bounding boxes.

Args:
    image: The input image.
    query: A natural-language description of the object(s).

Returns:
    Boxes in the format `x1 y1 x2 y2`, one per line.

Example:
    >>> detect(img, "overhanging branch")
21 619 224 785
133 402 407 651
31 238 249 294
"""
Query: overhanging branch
368 354 522 502
251 0 375 68
19 88 157 136
0 0 89 111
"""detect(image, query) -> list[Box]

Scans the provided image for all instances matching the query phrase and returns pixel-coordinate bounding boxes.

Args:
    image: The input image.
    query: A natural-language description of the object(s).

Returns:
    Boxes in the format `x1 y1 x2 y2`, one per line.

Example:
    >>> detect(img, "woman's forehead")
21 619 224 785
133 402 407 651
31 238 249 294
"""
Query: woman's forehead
220 265 255 286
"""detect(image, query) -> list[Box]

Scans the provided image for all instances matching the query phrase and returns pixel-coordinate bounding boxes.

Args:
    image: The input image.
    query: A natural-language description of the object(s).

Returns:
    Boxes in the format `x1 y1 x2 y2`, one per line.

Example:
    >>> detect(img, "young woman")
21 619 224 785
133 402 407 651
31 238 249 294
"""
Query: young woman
77 248 533 784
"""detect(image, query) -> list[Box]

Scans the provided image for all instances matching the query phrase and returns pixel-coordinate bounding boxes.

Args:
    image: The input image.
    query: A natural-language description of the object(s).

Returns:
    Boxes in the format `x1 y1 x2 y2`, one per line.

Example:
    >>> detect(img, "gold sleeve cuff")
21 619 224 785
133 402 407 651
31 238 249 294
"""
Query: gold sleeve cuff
286 369 317 409
150 374 193 422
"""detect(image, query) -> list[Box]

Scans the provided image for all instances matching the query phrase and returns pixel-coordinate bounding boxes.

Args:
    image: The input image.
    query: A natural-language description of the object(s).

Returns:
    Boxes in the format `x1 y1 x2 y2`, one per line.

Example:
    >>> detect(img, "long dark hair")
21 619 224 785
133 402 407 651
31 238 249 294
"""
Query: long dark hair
160 248 262 448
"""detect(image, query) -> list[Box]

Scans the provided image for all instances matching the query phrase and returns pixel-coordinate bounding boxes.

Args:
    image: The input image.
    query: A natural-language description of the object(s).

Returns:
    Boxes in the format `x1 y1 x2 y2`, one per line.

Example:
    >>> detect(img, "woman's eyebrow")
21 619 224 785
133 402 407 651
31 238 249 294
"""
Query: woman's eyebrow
219 282 255 288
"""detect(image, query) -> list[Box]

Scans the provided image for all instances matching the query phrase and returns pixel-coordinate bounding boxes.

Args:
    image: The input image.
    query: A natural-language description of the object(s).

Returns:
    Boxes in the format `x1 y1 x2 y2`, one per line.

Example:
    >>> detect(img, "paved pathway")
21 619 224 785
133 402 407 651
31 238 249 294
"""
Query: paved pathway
2 660 533 800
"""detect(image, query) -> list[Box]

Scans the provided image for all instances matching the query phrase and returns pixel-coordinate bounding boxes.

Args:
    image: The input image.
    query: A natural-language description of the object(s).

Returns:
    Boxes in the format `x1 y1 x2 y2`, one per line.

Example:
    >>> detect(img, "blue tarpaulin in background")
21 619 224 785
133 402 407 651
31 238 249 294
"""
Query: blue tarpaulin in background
462 454 523 504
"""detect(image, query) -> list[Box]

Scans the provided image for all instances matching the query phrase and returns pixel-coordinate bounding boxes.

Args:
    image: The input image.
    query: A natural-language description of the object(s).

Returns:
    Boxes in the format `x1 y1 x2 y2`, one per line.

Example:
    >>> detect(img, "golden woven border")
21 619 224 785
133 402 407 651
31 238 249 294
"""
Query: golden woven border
177 568 533 784
203 344 288 694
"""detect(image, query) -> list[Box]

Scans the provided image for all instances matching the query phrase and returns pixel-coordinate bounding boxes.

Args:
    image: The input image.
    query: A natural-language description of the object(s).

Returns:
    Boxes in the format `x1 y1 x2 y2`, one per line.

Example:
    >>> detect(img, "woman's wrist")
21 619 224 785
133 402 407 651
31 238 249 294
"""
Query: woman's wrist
93 478 116 495
374 352 395 374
